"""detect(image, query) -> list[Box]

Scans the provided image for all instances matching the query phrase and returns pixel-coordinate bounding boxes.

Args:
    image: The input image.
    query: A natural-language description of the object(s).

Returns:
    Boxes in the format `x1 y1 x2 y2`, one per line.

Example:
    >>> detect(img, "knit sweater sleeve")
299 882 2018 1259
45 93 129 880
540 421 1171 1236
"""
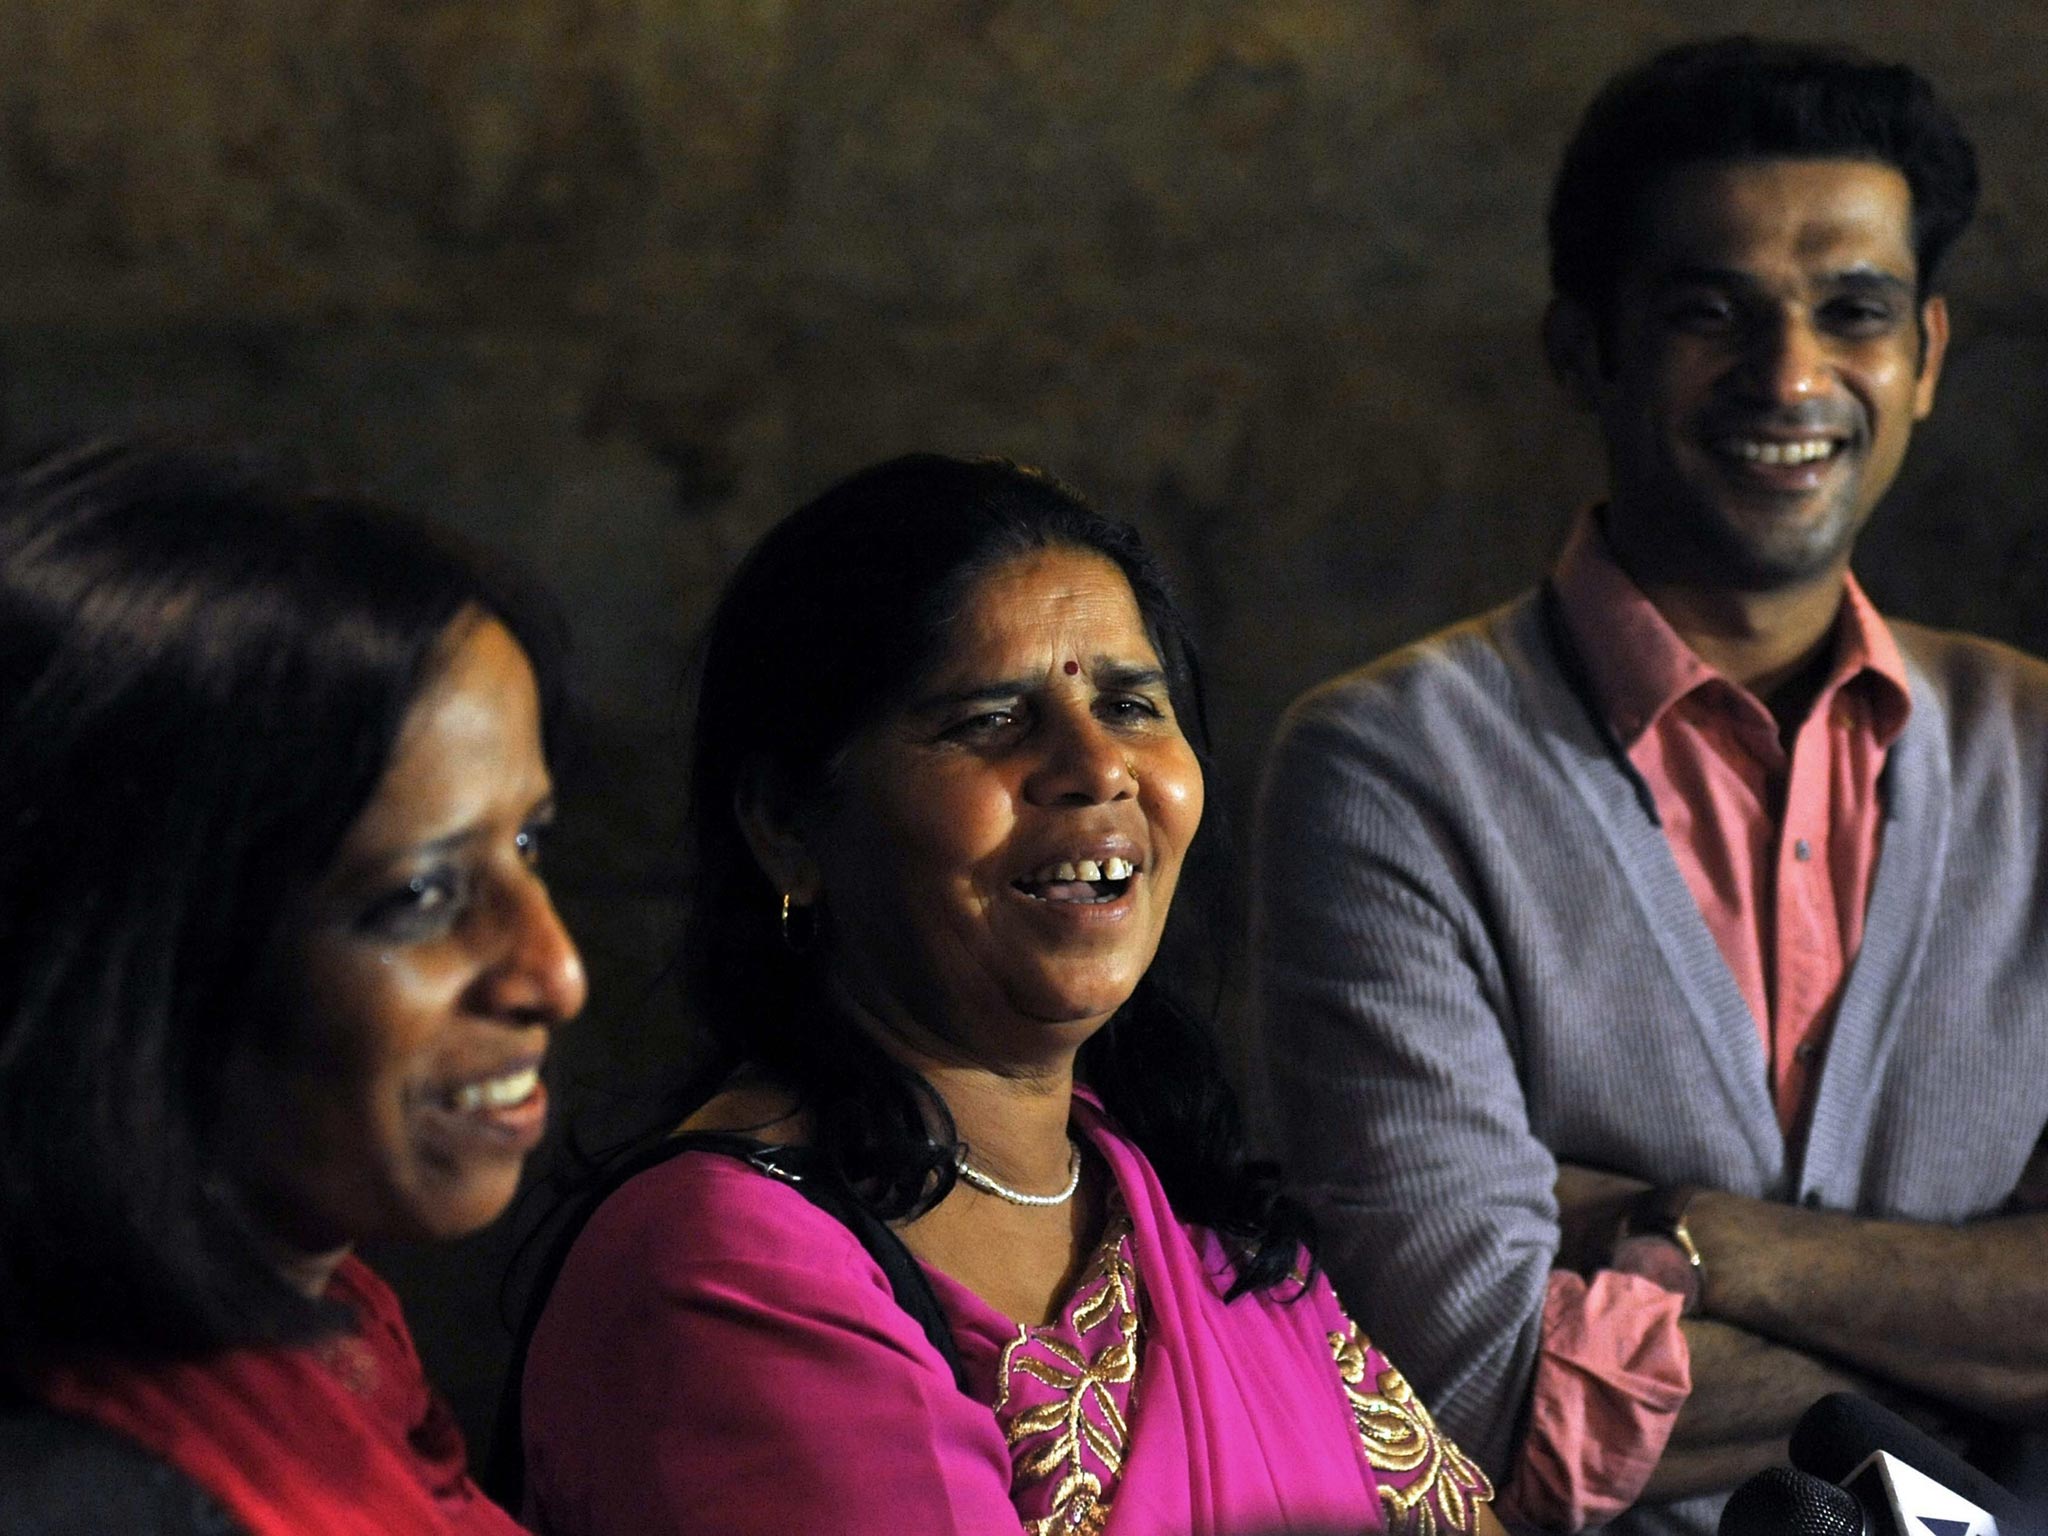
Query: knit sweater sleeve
1249 664 1564 1483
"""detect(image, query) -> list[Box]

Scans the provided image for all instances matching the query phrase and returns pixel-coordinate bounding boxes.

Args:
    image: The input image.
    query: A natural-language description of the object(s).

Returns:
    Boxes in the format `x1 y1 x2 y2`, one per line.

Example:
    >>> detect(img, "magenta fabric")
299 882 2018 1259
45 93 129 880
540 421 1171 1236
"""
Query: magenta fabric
1069 1097 1385 1534
521 1096 1392 1535
925 1204 1143 1531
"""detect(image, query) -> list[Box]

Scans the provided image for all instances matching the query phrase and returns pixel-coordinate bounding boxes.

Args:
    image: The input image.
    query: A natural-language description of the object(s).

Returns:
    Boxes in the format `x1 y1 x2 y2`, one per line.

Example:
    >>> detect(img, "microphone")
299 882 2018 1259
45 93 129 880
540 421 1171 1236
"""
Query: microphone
1789 1393 2026 1536
1720 1466 1865 1536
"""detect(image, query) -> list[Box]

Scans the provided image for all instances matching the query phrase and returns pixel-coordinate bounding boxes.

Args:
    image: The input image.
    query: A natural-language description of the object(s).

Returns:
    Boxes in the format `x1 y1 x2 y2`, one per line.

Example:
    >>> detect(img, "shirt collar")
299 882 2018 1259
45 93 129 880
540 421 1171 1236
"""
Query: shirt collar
1550 507 1911 750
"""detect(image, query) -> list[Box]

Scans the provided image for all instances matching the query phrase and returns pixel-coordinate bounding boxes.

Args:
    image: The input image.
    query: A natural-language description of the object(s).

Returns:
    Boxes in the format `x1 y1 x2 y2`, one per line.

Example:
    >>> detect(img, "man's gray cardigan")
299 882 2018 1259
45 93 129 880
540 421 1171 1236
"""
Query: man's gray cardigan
1251 587 2048 1536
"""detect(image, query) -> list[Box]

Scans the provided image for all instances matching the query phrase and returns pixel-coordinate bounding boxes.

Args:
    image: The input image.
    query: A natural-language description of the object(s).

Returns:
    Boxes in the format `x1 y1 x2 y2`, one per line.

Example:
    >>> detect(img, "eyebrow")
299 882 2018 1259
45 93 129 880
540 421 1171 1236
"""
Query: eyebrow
335 792 557 878
910 662 1170 714
912 680 1035 715
1656 262 1914 297
1828 268 1916 298
1096 663 1170 691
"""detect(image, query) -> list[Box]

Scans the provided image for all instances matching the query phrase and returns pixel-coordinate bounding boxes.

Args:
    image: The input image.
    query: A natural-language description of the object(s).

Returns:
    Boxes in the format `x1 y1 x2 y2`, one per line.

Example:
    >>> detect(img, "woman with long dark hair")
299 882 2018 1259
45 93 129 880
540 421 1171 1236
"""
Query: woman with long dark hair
0 439 585 1533
513 455 1500 1536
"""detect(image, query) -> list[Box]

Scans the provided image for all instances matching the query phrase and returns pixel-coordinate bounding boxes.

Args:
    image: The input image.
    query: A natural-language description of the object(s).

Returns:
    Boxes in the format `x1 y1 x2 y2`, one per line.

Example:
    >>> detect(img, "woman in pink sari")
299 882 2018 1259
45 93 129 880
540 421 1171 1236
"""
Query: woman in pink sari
510 456 1501 1536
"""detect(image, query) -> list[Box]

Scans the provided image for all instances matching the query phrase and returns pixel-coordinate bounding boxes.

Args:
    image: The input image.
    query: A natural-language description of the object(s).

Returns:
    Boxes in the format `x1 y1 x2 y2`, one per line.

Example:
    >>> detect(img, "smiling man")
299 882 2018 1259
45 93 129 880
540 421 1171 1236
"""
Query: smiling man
1253 38 2048 1536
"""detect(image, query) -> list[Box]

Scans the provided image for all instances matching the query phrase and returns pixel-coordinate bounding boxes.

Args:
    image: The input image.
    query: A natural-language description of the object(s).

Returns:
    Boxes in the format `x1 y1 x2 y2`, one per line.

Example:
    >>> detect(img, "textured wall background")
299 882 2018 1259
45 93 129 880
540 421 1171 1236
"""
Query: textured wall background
8 0 2047 1450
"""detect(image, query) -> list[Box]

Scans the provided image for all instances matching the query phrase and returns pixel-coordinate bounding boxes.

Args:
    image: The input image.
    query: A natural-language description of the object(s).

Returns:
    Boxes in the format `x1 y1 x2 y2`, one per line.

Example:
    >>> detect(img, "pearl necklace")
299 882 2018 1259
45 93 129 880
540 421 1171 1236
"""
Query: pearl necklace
954 1139 1083 1207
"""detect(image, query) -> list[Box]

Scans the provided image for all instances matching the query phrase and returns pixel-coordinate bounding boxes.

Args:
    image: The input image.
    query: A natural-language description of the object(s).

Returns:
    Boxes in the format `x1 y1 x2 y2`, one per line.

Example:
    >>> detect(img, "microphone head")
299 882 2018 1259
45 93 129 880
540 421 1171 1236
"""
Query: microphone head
1790 1392 2019 1526
1720 1466 1865 1536
1792 1394 1928 1484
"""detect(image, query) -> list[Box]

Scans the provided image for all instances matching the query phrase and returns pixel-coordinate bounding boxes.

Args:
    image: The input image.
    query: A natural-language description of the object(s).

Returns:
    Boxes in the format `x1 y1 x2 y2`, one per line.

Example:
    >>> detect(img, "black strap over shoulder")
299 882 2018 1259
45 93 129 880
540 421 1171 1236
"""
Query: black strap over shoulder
670 1134 967 1392
485 1132 968 1510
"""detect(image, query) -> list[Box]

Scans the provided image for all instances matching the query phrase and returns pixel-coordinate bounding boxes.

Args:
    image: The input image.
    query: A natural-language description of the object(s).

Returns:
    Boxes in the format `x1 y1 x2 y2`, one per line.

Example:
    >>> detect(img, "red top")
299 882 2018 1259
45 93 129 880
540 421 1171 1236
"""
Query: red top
1504 513 1909 1531
39 1255 521 1536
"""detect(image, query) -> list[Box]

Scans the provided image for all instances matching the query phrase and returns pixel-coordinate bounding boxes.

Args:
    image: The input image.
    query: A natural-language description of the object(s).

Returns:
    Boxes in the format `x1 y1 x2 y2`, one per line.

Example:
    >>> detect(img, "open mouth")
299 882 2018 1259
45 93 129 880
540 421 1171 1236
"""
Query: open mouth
1014 856 1136 905
443 1064 542 1114
1711 436 1847 468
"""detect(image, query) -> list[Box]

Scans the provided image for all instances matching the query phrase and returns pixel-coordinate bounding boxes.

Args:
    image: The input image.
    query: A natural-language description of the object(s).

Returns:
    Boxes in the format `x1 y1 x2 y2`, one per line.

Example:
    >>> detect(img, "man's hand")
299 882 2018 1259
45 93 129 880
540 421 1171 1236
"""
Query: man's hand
1684 1191 2048 1421
1553 1163 2044 1508
1560 1166 2048 1422
1553 1162 1649 1274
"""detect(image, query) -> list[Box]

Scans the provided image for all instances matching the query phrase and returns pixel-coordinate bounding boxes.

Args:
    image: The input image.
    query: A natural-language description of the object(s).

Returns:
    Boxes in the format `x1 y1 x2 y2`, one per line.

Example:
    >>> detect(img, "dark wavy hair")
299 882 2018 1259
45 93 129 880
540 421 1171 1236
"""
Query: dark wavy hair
1551 36 1979 331
669 453 1311 1295
0 437 561 1377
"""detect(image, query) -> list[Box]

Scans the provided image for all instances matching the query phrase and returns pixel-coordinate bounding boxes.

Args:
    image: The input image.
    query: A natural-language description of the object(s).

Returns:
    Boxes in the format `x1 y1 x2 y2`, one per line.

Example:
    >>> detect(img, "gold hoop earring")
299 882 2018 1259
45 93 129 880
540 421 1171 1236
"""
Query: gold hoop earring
779 891 818 954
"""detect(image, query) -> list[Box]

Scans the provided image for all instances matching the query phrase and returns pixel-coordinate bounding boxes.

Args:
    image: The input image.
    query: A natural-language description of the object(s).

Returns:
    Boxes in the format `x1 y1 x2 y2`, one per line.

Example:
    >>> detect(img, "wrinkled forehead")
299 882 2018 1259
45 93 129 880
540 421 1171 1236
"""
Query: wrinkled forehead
934 547 1153 664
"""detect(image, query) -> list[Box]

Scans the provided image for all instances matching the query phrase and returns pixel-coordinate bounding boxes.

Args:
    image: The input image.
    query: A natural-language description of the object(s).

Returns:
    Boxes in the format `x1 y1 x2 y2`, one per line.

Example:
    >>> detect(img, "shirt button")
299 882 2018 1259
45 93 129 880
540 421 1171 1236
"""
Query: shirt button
1795 1042 1819 1064
1793 838 1812 861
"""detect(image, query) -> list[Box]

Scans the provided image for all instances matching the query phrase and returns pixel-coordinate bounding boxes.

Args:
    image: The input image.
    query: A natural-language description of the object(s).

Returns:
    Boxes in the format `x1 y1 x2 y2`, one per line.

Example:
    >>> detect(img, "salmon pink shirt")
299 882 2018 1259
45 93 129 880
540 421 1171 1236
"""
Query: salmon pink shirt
1504 512 1910 1530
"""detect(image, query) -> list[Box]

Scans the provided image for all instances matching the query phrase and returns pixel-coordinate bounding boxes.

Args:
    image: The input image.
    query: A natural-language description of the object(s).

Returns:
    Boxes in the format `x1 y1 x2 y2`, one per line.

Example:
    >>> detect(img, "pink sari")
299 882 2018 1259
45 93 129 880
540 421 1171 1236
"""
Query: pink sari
522 1095 1489 1535
1061 1093 1383 1533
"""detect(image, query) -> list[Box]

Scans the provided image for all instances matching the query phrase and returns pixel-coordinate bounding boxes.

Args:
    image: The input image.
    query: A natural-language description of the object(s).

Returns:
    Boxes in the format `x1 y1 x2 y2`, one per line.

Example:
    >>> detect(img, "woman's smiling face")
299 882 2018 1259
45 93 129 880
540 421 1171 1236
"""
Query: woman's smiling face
228 615 587 1256
803 546 1204 1066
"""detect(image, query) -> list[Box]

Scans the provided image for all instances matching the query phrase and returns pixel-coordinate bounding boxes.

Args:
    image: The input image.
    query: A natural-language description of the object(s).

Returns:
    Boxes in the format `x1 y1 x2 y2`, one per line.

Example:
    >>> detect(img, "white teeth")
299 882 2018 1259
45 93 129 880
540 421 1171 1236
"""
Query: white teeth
452 1067 539 1113
1024 855 1137 885
1726 438 1837 465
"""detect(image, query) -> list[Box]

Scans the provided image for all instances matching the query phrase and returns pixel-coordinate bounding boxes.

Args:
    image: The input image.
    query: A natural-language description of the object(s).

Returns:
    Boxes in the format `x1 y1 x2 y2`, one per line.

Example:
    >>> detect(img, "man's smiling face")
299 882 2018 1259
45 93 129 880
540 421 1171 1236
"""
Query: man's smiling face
1567 157 1947 594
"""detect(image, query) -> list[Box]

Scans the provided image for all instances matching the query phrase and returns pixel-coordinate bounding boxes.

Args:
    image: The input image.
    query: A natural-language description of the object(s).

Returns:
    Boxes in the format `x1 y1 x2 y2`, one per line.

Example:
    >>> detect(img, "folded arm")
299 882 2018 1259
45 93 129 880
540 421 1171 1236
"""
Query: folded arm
1252 718 1560 1484
1253 705 1675 1530
1643 1319 1878 1500
1687 1190 2048 1422
1553 1156 2048 1508
1550 1163 1877 1500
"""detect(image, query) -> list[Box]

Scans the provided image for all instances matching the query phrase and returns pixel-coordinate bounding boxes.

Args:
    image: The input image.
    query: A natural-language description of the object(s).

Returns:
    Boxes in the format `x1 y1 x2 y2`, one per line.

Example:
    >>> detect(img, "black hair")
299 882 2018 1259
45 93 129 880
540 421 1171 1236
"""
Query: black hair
1550 36 1979 325
0 436 562 1376
671 453 1311 1296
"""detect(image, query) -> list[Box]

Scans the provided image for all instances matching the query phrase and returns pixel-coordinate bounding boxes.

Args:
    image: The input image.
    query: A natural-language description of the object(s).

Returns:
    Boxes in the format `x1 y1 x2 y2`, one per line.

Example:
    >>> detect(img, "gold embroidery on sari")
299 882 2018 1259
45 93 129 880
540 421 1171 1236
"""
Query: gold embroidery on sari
996 1213 1141 1535
1331 1323 1493 1536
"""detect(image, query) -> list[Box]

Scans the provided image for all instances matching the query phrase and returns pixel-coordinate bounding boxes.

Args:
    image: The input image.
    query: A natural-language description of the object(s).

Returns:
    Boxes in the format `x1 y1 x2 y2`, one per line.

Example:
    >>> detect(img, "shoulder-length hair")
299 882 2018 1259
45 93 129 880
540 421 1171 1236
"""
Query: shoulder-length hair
671 453 1310 1295
0 437 561 1375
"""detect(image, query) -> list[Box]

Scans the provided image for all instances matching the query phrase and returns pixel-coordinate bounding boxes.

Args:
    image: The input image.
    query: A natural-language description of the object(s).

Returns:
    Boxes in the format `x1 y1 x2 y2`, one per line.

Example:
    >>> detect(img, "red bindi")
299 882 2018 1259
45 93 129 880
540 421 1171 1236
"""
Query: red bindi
1063 660 1080 675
